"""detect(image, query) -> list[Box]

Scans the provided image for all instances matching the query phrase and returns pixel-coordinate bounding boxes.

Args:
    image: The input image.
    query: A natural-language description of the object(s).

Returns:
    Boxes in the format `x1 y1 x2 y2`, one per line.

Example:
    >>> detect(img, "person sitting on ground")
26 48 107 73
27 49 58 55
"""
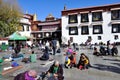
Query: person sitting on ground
30 51 37 63
99 45 106 56
39 46 49 61
14 70 37 80
111 44 118 56
77 53 90 70
0 58 4 64
93 47 100 56
64 55 71 68
70 52 77 67
45 61 64 80
67 47 73 54
77 56 85 70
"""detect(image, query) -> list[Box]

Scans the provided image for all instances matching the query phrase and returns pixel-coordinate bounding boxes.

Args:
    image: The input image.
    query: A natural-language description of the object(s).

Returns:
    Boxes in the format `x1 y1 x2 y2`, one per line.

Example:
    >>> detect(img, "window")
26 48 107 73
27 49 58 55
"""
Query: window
18 24 24 31
114 35 119 40
93 25 103 34
92 12 103 21
81 26 89 35
37 33 43 38
26 25 29 31
21 25 24 31
98 36 102 40
32 34 36 37
44 32 50 37
81 13 89 22
111 10 120 20
112 24 120 33
69 27 78 35
68 15 78 24
37 25 42 30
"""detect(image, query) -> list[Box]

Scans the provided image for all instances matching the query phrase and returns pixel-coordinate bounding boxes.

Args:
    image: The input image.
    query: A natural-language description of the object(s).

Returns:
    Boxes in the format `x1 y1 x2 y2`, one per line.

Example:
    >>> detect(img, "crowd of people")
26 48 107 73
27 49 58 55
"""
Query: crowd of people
0 39 119 80
14 60 64 80
11 39 92 80
93 41 118 56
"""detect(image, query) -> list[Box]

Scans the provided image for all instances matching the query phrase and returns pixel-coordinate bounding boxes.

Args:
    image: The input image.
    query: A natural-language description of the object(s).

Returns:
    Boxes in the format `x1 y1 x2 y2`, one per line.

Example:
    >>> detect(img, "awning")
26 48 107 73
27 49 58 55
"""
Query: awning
9 32 27 40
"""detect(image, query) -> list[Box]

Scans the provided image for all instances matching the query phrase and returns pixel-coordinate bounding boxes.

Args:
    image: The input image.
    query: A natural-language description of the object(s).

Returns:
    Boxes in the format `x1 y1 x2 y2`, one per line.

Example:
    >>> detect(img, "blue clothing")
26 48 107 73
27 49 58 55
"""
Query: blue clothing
51 40 57 47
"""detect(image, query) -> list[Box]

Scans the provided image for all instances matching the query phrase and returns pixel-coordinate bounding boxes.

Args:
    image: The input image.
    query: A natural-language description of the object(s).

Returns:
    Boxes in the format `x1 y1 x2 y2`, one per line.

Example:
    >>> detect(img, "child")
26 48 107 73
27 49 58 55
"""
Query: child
71 52 77 67
64 55 71 68
67 47 73 54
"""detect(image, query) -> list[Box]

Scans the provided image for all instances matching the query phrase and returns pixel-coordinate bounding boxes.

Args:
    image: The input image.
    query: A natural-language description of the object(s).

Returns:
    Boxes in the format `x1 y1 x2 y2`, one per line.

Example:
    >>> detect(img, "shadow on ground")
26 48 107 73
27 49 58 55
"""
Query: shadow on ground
111 63 120 67
91 64 120 74
103 58 120 62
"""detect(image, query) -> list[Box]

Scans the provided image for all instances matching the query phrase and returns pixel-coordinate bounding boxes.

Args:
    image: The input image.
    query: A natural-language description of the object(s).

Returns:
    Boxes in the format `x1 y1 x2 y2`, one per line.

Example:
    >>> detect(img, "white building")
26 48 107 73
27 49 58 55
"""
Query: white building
62 3 120 44
18 14 36 45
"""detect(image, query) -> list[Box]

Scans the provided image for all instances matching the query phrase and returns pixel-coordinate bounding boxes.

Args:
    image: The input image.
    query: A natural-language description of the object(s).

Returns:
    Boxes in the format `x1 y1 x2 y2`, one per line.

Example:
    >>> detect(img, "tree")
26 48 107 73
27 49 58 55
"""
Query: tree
0 0 22 37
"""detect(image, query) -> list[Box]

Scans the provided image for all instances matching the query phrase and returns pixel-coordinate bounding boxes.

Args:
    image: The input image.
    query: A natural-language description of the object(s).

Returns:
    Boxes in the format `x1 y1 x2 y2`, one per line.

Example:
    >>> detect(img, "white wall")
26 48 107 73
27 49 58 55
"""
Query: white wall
62 11 120 44
62 16 69 44
19 17 32 38
20 18 31 24
0 40 8 45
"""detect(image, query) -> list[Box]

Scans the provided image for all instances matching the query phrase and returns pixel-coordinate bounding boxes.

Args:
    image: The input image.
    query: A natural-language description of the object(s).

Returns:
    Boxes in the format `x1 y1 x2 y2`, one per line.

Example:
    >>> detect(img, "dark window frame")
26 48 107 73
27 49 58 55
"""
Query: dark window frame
81 13 89 23
112 24 120 33
98 36 102 40
26 25 29 31
68 15 78 24
21 24 24 31
93 25 103 34
69 27 78 35
81 26 89 35
92 12 103 22
111 10 120 20
37 25 42 31
19 24 24 31
37 33 43 38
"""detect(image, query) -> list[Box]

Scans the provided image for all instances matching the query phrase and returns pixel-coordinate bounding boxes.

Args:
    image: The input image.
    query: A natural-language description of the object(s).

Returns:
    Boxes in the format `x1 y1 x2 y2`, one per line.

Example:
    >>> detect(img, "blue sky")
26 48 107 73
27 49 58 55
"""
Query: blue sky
17 0 120 21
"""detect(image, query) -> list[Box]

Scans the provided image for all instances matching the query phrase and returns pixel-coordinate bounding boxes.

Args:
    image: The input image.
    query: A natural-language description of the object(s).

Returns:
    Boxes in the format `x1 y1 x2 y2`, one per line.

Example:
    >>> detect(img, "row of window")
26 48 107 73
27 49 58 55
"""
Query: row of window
69 24 120 35
83 35 119 41
68 9 120 24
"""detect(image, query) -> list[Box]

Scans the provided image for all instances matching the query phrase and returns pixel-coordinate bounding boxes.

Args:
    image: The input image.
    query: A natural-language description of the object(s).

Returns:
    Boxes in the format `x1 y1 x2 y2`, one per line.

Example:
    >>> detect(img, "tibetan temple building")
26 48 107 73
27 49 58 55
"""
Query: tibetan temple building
31 14 61 44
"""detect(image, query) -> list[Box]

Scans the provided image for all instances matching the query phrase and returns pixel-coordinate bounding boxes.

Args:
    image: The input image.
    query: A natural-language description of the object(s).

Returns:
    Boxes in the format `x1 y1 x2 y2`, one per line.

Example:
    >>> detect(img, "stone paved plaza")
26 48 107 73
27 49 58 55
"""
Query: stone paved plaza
0 46 120 80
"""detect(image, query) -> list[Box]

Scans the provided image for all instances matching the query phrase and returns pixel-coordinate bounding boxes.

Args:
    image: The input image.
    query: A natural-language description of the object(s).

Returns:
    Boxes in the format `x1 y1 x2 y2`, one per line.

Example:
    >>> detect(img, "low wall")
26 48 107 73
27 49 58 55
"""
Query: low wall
0 40 8 45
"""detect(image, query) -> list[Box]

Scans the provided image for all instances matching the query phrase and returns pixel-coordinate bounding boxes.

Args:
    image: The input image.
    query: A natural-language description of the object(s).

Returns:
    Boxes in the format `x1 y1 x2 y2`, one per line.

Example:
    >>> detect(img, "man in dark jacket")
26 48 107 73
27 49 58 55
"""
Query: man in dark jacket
51 39 57 55
46 61 64 80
